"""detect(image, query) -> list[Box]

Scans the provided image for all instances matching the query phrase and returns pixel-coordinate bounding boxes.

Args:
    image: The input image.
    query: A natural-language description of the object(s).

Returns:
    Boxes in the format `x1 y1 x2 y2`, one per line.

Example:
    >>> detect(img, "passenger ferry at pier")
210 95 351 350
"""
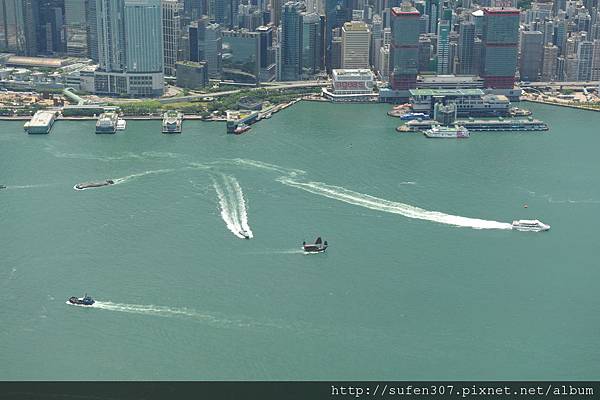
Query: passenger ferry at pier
96 112 118 134
512 219 550 232
400 112 429 121
162 111 183 134
424 125 470 138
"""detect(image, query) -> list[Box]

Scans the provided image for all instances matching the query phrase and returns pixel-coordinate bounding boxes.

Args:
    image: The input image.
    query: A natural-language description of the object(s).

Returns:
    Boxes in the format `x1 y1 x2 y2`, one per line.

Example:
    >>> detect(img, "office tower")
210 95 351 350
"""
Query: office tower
190 18 222 78
577 40 594 80
418 35 432 71
281 1 303 80
436 19 450 74
520 30 543 81
257 25 276 81
481 7 519 88
457 21 474 74
325 0 353 69
271 0 283 25
0 0 38 55
183 0 204 20
222 29 260 83
302 12 324 75
592 40 600 80
389 3 420 90
162 0 181 77
65 0 89 57
341 21 370 68
215 0 239 28
542 19 554 45
86 0 98 60
425 0 439 34
94 0 164 96
541 44 558 80
37 0 67 54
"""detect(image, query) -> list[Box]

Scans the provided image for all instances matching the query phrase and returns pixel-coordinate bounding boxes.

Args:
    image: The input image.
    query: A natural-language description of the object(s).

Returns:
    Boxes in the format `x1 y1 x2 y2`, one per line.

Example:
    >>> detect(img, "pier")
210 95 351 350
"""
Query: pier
398 117 548 133
162 111 183 134
23 110 57 134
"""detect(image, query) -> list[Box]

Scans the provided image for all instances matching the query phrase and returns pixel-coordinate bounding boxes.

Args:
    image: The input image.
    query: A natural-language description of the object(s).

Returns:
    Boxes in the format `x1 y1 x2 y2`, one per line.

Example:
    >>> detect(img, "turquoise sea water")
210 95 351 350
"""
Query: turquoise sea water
1 102 599 380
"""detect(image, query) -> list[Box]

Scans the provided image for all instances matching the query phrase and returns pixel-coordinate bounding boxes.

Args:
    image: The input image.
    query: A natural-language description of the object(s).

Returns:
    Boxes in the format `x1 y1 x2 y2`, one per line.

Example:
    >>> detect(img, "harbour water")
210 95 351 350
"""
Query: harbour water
1 102 599 379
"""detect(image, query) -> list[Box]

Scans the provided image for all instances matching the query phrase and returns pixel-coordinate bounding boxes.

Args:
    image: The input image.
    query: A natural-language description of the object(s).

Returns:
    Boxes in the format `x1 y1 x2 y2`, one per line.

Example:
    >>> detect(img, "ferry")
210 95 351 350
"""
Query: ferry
116 119 127 131
509 107 532 117
96 112 118 134
303 237 328 253
400 112 429 121
424 125 470 138
162 111 183 134
74 179 114 190
68 294 95 306
234 124 251 135
512 219 550 232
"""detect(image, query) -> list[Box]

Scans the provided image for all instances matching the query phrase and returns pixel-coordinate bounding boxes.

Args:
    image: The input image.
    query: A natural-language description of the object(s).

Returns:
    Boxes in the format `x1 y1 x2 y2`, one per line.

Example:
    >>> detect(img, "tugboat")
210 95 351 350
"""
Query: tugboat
74 179 115 190
68 294 95 306
302 237 328 253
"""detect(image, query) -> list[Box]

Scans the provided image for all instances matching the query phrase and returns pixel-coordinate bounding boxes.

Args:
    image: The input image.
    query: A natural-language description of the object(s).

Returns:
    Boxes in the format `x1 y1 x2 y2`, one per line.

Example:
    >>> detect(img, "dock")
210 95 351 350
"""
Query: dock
162 111 183 134
399 117 548 133
23 110 57 134
226 110 259 134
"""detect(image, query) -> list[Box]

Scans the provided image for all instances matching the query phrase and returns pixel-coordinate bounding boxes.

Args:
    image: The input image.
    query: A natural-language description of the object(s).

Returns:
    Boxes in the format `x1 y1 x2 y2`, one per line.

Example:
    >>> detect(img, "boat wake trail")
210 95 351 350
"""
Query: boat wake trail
89 301 256 329
112 168 178 185
212 174 253 239
277 177 512 230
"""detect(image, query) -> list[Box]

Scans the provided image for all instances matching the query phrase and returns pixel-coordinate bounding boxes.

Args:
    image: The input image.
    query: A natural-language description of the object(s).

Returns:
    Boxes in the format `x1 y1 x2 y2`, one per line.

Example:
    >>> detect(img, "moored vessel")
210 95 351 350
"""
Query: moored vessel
424 125 470 138
512 219 550 232
400 112 429 121
96 112 118 134
162 111 183 134
24 111 56 134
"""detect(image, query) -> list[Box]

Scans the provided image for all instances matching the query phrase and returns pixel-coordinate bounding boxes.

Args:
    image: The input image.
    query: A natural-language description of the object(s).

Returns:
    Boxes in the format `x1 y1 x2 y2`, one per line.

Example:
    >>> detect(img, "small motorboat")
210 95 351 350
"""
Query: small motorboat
74 179 114 190
239 230 250 239
234 124 251 134
0 185 6 189
68 294 95 306
303 237 328 253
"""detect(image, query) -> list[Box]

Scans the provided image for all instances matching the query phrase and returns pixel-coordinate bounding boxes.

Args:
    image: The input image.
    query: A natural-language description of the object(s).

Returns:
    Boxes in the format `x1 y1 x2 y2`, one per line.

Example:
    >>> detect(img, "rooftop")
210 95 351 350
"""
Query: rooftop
409 88 485 96
5 56 69 68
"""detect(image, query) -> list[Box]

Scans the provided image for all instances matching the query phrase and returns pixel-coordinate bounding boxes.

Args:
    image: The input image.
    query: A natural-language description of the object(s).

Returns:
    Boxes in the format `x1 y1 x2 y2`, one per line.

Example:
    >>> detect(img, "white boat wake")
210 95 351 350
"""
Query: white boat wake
277 176 513 230
212 174 254 239
113 168 178 185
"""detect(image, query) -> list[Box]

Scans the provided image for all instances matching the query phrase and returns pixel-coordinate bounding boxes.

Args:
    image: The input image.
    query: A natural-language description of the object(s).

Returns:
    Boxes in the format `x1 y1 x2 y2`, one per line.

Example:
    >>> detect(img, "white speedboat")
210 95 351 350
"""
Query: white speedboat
512 219 550 232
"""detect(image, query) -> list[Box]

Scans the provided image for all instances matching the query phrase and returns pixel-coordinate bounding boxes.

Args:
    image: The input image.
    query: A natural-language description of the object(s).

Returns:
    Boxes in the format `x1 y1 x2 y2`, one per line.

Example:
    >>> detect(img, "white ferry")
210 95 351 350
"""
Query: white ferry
162 111 183 134
96 112 118 134
424 125 470 138
512 219 550 232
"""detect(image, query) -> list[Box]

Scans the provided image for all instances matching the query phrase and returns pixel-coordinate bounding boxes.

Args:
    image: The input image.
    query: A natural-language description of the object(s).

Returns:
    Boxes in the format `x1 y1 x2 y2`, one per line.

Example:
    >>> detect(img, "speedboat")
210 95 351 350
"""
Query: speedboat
234 124 251 134
512 219 550 232
239 230 250 239
74 179 115 190
303 237 328 253
0 185 6 189
68 294 95 306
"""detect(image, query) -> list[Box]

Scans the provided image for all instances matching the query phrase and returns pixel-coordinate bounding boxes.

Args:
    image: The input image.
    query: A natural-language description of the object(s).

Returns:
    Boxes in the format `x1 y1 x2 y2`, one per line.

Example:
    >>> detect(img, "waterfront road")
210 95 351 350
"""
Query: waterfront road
158 81 330 104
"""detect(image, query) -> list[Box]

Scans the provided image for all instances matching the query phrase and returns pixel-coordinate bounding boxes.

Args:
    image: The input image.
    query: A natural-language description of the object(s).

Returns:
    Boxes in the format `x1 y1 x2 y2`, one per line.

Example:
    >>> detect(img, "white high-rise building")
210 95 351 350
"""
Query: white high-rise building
341 21 371 69
161 0 182 77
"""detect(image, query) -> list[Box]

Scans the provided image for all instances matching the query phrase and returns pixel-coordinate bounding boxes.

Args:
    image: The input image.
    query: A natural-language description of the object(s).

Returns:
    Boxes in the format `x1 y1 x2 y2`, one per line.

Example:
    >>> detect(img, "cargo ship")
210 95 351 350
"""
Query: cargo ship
162 111 183 134
424 125 470 138
96 112 118 134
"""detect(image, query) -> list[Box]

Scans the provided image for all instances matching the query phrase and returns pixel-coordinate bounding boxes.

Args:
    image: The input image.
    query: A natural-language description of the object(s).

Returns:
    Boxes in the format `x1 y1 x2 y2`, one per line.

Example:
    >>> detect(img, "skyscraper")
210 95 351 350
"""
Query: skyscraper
65 0 89 57
341 21 370 68
519 30 543 81
325 0 352 70
389 3 420 90
0 0 38 55
161 0 181 77
37 0 67 55
481 7 519 88
94 0 164 97
436 19 450 74
541 44 558 81
280 1 303 81
301 12 324 76
457 21 475 74
271 0 283 25
215 0 239 28
577 40 594 81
